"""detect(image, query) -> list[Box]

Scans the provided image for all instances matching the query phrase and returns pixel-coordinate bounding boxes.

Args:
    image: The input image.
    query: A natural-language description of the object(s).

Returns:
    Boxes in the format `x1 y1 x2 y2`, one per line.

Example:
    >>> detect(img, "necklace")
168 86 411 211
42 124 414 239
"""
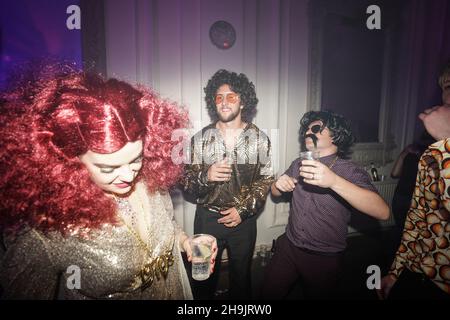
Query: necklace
328 155 339 169
113 192 174 291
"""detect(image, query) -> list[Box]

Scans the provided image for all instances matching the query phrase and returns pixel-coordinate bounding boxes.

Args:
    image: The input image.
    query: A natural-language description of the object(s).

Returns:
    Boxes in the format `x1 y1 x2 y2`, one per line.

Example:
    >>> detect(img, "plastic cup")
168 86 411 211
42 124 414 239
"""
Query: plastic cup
190 234 215 281
299 151 320 180
299 150 320 161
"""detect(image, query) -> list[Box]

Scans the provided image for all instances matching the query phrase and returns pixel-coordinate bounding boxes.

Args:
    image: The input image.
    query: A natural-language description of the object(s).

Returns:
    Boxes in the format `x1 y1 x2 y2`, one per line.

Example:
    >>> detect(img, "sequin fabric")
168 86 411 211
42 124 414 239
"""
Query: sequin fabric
0 183 192 299
181 122 275 219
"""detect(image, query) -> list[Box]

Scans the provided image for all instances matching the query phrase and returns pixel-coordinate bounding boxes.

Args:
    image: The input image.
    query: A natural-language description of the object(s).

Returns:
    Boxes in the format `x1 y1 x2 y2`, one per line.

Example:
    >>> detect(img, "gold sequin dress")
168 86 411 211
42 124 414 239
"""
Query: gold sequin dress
0 183 193 300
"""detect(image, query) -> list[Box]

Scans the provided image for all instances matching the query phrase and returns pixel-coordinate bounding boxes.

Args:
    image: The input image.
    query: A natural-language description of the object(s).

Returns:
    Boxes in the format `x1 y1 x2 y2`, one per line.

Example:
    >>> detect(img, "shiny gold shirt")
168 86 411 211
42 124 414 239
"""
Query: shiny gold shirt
182 122 274 219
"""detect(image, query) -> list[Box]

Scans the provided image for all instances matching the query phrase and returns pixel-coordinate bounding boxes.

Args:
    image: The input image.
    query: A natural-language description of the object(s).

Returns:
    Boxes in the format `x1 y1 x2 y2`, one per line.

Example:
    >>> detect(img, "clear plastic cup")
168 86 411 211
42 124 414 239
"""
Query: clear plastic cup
299 151 320 180
299 150 320 161
190 234 215 281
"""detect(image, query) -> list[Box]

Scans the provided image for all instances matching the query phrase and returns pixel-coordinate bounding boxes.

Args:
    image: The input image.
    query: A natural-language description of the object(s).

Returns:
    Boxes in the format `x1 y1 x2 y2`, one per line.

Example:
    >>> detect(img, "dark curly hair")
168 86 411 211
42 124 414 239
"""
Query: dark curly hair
299 110 355 158
204 69 258 122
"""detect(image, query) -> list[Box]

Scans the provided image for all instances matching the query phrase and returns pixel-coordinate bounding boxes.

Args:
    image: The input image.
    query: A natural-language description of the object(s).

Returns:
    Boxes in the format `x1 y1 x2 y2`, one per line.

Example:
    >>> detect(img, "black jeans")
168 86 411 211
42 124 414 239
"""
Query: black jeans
192 206 257 300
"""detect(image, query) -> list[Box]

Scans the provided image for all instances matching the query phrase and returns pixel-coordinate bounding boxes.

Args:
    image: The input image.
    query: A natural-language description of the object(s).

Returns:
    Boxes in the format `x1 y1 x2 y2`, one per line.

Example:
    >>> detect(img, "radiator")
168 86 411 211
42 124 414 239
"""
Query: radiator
374 180 398 227
347 179 398 233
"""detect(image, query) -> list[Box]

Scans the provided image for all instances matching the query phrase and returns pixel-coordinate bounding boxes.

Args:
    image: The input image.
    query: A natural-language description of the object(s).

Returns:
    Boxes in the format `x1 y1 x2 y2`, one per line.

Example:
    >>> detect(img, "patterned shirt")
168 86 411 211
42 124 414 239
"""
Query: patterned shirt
389 138 450 294
284 154 378 253
181 122 274 220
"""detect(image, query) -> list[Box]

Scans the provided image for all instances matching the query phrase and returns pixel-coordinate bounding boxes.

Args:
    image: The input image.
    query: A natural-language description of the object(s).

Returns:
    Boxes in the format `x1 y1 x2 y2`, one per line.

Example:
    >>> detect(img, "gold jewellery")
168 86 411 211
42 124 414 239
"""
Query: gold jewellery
114 192 174 291
120 217 174 291
311 155 338 180
327 155 339 169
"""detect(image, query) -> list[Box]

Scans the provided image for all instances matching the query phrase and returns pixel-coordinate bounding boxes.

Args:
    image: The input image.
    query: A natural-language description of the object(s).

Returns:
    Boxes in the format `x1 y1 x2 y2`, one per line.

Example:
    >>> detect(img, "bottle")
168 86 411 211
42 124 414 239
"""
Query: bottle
370 163 379 181
270 239 276 256
259 245 268 267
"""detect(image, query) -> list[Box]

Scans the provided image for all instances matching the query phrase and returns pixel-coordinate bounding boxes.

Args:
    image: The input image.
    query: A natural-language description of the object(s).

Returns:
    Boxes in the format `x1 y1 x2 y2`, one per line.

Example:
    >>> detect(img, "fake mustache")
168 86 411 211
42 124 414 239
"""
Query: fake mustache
305 134 318 148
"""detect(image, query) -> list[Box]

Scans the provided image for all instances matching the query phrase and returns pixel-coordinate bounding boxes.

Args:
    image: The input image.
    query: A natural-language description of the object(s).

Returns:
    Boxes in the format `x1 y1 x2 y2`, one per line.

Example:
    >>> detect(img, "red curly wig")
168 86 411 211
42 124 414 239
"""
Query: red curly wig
0 69 189 235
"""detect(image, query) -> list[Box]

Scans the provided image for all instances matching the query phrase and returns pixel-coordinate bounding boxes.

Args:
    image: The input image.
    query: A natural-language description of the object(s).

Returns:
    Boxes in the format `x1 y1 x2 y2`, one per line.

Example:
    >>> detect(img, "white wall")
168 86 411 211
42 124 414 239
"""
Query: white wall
103 0 310 246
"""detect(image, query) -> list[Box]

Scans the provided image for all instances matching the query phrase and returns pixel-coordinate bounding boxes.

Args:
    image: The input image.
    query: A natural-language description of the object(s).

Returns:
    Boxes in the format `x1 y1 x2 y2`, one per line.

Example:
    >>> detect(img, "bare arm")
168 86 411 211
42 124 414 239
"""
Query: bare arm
330 175 390 220
391 145 416 178
300 160 390 220
390 150 409 178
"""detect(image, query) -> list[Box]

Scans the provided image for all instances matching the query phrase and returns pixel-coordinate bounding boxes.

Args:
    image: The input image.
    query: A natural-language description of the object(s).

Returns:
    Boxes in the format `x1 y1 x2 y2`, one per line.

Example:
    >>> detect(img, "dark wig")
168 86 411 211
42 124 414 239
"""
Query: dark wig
299 110 355 158
204 69 258 122
0 66 188 235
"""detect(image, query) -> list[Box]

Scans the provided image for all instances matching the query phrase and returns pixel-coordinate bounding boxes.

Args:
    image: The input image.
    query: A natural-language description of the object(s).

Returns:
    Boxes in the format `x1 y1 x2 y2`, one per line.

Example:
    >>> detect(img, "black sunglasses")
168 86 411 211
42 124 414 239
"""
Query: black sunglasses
309 124 322 134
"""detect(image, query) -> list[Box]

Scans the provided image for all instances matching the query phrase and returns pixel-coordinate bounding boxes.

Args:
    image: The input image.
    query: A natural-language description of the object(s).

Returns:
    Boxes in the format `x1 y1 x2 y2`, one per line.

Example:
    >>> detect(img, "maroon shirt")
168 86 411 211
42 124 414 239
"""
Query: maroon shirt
284 153 377 253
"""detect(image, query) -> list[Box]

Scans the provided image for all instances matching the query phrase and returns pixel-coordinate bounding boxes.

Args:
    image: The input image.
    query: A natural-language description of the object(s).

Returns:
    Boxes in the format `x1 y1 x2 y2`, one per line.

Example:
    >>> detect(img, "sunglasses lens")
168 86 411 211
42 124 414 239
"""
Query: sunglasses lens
311 125 321 134
216 93 239 104
226 93 238 103
215 95 224 104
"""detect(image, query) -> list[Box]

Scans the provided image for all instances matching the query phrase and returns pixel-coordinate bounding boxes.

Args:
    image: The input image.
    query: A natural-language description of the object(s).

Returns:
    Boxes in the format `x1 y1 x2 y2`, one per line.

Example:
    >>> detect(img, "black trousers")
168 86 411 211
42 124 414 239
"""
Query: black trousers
192 206 257 300
260 233 344 299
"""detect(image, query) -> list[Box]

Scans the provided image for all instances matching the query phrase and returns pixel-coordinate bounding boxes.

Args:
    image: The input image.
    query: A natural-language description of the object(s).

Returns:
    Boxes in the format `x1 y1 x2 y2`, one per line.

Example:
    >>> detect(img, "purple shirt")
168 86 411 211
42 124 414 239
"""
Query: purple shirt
284 153 377 253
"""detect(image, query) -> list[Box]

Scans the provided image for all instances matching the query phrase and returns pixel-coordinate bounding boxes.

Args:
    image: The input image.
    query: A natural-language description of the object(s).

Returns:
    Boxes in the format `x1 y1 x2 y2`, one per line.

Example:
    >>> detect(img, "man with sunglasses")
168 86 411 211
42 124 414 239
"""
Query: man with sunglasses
182 69 274 299
261 110 389 299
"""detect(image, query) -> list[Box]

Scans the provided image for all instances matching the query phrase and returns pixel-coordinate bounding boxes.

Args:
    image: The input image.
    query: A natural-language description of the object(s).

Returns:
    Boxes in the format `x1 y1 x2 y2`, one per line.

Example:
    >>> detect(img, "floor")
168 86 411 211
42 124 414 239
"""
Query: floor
212 227 401 300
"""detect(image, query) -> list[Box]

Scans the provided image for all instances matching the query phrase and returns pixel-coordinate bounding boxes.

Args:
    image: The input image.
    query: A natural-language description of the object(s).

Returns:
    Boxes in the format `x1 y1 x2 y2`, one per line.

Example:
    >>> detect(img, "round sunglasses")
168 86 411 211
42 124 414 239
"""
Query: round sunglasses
308 124 323 134
215 92 239 105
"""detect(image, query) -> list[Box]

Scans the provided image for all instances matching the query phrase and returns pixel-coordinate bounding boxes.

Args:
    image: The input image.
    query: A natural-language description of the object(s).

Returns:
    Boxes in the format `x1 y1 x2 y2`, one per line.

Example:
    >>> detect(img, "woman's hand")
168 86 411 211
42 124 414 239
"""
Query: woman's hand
183 236 219 275
208 238 218 274
299 160 337 188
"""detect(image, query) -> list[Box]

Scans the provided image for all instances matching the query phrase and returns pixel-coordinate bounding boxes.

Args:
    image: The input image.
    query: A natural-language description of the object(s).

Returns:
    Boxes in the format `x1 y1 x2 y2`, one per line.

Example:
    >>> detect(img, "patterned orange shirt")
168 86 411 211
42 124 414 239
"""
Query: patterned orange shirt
389 138 450 294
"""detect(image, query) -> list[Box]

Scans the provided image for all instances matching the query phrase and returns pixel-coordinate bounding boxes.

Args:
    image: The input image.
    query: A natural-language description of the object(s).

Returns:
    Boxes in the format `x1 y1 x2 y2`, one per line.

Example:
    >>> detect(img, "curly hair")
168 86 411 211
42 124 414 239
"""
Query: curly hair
204 69 258 122
299 110 355 158
0 68 188 235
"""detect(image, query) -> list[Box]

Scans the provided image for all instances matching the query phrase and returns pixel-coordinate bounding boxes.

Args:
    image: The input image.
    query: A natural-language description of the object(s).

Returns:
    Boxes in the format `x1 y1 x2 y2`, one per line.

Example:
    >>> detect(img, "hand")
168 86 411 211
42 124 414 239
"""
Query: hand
209 238 218 274
376 274 397 300
299 159 337 188
217 207 242 228
207 159 232 182
183 236 219 275
274 174 298 192
418 105 450 140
